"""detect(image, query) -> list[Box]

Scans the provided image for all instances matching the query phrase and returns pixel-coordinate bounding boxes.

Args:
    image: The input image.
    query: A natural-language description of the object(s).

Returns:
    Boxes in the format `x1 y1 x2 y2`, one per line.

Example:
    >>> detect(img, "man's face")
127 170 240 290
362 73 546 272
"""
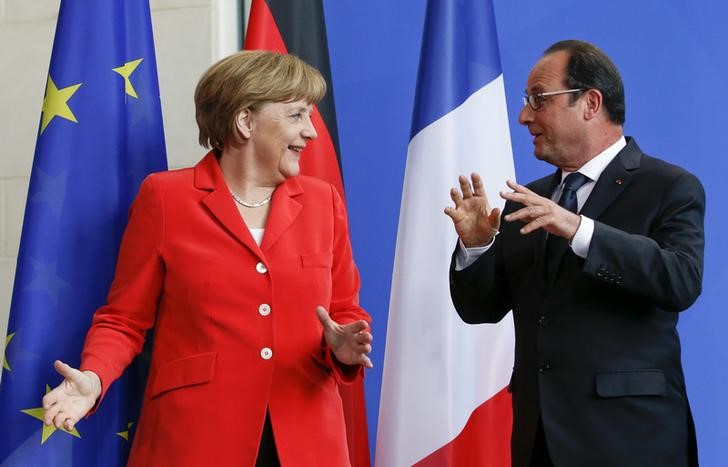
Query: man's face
518 50 586 169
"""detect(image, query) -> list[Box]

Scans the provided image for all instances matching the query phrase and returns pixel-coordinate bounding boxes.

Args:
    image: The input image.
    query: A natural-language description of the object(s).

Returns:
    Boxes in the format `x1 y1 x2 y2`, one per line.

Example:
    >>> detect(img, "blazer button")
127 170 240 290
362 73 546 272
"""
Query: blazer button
538 363 551 373
538 316 549 327
260 347 273 360
256 262 268 274
259 304 271 316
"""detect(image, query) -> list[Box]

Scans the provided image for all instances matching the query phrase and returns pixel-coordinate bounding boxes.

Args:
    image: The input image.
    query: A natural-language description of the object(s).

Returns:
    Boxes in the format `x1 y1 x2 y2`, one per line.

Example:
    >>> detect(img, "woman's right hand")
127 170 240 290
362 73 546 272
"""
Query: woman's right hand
42 360 102 432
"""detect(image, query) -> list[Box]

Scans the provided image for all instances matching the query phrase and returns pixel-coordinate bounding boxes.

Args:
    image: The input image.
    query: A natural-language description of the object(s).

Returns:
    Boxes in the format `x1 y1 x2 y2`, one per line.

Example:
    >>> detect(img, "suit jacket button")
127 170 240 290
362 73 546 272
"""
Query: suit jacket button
256 262 268 274
259 304 271 316
538 316 549 327
260 347 273 360
539 363 551 373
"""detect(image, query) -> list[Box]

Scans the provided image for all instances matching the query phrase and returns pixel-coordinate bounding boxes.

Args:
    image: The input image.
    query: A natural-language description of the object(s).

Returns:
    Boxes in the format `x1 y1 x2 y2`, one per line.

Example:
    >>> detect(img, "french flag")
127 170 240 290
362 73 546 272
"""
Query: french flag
377 1 515 465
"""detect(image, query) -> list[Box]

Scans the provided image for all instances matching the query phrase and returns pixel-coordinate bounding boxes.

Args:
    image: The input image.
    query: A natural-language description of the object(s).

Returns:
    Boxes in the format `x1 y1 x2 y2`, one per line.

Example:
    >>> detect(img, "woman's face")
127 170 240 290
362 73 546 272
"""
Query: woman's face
247 100 318 181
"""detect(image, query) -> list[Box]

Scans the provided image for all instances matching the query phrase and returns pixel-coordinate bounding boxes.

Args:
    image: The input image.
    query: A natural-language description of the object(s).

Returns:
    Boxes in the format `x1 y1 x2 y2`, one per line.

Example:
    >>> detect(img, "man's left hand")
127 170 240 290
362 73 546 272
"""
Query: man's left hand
316 306 373 368
500 179 581 240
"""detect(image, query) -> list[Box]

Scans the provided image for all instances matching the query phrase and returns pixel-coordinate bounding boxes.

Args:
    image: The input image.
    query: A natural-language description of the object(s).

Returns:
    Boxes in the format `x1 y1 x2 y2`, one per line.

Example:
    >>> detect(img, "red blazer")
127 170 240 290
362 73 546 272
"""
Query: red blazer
80 152 369 466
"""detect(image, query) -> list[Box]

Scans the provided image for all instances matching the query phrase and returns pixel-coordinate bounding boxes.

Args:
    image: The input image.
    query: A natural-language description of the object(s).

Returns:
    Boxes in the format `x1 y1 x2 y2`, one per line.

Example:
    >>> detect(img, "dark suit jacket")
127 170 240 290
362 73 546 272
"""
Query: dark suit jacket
450 138 704 467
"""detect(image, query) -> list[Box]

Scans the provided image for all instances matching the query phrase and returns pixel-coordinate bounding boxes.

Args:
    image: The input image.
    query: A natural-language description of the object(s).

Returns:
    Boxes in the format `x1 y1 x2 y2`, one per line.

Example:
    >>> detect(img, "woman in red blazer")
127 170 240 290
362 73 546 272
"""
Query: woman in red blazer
41 51 373 466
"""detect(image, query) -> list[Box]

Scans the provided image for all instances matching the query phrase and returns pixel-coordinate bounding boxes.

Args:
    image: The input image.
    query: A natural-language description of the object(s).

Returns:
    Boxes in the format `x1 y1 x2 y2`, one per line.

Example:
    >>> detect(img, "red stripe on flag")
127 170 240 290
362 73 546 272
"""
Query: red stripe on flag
413 387 512 467
245 0 287 53
301 106 346 199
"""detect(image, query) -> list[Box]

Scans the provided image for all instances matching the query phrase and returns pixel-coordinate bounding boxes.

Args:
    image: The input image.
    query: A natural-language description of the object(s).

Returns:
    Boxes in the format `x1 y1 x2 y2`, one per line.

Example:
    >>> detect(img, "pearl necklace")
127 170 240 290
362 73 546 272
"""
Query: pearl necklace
231 191 272 208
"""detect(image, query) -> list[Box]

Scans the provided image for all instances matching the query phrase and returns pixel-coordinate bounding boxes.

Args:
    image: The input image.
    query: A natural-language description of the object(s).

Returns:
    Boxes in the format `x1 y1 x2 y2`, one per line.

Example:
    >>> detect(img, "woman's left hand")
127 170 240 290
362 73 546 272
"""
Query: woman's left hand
316 306 373 368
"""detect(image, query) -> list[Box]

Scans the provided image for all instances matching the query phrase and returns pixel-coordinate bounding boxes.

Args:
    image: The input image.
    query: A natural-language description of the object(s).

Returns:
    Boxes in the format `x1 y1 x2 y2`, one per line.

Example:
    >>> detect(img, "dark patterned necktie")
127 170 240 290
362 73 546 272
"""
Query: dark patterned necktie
557 172 590 213
546 172 590 278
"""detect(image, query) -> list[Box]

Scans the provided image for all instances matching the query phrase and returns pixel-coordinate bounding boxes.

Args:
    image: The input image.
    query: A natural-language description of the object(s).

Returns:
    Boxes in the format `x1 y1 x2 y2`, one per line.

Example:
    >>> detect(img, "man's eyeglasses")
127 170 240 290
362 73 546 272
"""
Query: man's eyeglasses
522 88 585 111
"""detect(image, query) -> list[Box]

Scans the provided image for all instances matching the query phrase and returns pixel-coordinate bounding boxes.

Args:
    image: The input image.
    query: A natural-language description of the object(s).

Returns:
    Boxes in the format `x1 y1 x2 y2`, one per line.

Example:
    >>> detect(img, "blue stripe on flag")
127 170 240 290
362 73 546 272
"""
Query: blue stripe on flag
411 0 503 138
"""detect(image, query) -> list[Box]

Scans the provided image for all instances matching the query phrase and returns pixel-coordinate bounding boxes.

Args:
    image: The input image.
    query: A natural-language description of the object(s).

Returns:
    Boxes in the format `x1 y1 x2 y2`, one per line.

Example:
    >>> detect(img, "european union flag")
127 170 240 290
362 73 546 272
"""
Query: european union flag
0 0 167 465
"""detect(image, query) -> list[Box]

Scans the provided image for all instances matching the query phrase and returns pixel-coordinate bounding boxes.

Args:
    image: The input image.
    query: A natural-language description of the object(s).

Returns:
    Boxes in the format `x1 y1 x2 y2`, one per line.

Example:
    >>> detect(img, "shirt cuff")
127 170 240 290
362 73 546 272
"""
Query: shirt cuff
570 215 594 258
455 236 495 271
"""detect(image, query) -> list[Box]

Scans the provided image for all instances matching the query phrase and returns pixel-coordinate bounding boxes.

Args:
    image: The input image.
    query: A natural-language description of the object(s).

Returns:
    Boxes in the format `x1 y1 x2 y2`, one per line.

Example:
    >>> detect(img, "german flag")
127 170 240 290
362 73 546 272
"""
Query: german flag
245 0 345 201
245 2 370 466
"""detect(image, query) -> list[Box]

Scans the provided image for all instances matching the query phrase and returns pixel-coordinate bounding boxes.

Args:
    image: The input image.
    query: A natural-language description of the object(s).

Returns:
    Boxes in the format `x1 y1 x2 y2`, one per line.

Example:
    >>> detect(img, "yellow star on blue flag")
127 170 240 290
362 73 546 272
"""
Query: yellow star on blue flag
40 76 82 133
112 58 143 98
116 421 134 441
2 332 14 371
20 385 82 445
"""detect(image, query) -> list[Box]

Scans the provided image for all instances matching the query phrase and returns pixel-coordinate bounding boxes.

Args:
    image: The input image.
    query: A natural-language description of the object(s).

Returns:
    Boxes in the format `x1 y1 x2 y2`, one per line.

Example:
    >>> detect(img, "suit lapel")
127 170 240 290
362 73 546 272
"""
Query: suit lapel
195 152 264 258
541 138 641 282
580 138 641 220
260 178 303 253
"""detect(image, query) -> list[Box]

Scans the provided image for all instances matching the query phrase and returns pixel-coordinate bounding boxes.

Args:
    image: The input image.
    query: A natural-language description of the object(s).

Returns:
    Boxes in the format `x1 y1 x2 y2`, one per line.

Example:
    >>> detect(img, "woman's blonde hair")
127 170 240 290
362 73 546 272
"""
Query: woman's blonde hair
194 50 326 149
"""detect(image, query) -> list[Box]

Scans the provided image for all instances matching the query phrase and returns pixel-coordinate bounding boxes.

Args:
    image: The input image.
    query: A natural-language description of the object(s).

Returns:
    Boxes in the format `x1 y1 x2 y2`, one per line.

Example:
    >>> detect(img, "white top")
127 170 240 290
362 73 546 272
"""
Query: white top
249 228 264 246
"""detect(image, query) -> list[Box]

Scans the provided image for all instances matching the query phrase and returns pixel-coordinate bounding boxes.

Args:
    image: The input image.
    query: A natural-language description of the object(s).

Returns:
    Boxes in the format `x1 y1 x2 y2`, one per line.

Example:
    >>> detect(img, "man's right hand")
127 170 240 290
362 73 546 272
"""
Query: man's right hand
42 360 102 432
444 172 501 247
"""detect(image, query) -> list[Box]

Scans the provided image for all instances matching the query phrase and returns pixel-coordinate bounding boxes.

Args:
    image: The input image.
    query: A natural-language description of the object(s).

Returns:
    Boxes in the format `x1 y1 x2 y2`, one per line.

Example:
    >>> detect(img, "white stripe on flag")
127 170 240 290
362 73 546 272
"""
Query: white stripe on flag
377 75 516 466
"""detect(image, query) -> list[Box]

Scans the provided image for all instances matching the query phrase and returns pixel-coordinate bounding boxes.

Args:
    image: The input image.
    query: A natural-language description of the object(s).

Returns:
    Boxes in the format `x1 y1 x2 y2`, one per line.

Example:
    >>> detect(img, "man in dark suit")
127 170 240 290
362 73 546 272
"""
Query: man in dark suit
445 40 704 467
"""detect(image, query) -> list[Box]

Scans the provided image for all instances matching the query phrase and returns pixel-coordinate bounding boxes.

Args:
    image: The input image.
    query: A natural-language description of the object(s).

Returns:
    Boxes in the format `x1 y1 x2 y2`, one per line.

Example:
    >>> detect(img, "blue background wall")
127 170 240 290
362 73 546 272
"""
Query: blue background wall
322 1 727 464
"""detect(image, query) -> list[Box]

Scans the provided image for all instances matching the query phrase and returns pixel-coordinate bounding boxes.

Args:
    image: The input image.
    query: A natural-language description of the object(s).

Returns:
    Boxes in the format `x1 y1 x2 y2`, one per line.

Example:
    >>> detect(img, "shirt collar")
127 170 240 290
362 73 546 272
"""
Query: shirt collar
560 135 626 183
